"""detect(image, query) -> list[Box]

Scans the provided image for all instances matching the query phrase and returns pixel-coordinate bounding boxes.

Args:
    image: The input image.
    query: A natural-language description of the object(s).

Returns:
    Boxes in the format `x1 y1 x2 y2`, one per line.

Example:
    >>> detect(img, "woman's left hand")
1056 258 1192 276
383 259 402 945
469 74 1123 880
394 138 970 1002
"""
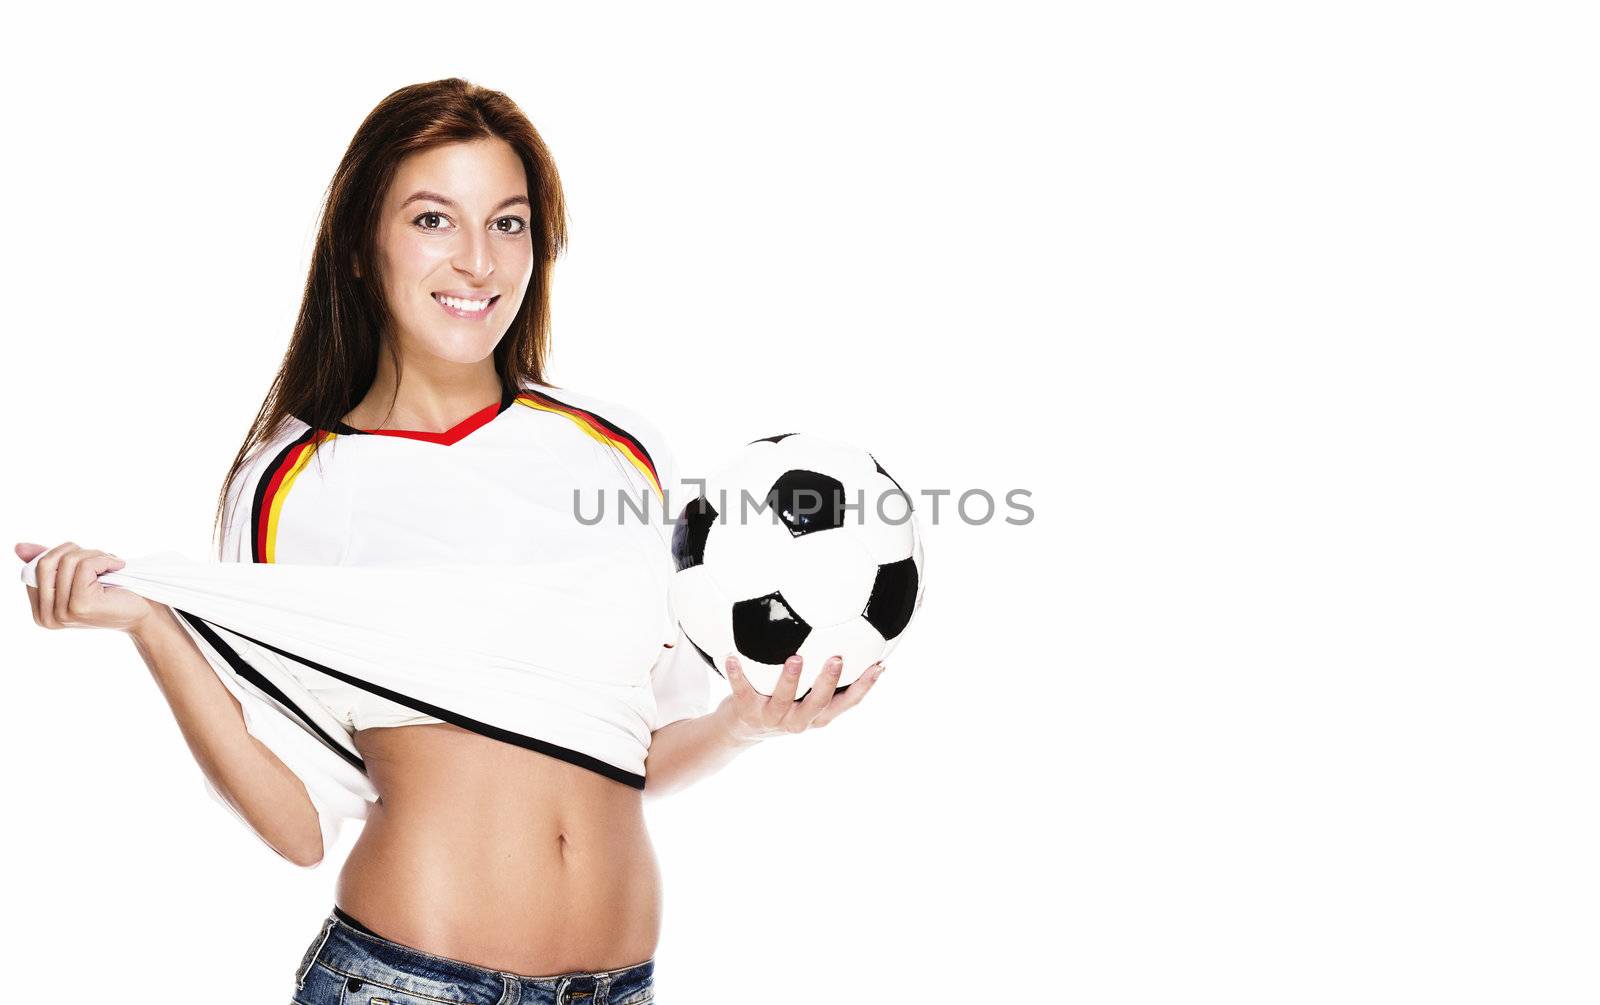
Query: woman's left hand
719 653 886 743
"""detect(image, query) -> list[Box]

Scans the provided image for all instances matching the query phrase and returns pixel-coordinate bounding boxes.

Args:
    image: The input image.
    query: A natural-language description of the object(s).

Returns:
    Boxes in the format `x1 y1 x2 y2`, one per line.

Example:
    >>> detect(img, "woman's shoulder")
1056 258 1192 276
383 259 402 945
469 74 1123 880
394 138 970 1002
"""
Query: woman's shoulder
220 415 346 564
514 381 674 462
233 414 335 488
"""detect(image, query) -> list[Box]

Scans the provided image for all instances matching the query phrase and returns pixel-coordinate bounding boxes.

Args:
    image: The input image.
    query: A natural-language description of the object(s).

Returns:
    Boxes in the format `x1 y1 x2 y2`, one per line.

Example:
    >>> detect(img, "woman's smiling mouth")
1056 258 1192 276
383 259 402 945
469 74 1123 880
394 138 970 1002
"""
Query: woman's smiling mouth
432 291 500 320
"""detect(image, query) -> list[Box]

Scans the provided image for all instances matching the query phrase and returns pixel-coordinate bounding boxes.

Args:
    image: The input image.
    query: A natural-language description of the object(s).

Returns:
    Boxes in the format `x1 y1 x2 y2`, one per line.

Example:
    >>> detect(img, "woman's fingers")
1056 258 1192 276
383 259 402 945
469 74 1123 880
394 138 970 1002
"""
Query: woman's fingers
723 653 758 704
790 655 843 729
69 551 118 622
53 547 85 625
28 543 119 629
811 662 885 728
32 541 77 629
55 547 106 625
720 651 889 740
14 542 49 563
770 654 802 705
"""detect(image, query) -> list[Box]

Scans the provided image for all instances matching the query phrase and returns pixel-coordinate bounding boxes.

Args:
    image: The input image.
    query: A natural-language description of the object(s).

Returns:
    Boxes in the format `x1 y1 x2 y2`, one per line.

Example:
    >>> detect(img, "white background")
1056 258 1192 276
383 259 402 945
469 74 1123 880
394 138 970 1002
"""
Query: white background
2 2 1594 1002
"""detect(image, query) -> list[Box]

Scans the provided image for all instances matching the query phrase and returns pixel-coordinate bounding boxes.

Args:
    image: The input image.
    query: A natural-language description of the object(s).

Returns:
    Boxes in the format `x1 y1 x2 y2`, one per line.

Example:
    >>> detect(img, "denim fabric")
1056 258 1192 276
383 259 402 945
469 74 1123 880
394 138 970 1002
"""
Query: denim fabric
290 906 656 1005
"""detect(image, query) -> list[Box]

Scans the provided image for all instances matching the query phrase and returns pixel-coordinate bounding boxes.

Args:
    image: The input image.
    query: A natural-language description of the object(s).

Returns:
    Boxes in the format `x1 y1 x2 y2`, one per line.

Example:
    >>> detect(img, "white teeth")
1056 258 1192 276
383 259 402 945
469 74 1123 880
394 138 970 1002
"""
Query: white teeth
436 294 492 311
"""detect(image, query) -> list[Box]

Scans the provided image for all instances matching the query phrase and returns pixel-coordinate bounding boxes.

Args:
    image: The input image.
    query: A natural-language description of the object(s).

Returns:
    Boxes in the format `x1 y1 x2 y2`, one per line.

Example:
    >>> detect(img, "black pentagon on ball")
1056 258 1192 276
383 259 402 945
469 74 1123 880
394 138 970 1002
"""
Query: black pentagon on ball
731 590 813 665
863 556 919 640
670 496 718 571
749 432 797 444
767 468 847 537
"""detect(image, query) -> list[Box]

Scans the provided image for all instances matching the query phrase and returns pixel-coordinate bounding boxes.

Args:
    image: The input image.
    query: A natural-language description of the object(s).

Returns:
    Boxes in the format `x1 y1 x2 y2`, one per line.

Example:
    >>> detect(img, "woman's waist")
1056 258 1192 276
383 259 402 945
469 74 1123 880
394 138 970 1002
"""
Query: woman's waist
310 902 659 997
336 800 663 975
337 827 662 924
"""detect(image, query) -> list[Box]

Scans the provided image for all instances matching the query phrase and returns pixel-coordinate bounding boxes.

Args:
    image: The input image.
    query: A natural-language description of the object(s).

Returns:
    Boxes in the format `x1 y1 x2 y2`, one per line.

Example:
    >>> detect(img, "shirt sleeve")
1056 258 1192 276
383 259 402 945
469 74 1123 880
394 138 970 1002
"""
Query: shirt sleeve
649 629 714 730
180 426 375 866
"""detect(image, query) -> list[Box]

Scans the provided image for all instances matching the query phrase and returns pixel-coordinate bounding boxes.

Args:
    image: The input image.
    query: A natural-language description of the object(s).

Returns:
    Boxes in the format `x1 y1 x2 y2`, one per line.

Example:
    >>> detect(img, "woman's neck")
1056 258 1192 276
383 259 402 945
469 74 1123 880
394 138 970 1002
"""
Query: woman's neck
343 367 504 435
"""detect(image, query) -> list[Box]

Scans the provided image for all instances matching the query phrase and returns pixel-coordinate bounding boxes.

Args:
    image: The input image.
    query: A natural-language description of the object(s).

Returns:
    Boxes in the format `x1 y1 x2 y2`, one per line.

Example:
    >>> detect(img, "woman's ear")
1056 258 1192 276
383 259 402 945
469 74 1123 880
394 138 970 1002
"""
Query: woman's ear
351 254 362 279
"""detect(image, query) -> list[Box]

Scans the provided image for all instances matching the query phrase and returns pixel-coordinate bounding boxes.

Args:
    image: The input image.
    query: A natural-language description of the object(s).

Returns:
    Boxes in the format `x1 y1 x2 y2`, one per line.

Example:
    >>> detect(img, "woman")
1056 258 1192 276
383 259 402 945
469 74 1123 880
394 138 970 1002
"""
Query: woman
15 78 886 1003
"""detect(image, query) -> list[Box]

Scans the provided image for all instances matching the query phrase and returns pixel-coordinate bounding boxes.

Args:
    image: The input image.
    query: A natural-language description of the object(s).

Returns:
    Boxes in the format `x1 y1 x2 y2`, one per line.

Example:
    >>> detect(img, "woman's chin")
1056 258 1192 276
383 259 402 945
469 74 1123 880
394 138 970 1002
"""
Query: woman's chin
407 330 508 364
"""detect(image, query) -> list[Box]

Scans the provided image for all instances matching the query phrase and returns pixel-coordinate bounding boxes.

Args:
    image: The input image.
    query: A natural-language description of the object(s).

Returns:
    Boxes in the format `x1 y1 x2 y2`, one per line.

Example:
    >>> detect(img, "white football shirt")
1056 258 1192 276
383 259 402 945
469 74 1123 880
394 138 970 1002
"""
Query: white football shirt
22 381 714 864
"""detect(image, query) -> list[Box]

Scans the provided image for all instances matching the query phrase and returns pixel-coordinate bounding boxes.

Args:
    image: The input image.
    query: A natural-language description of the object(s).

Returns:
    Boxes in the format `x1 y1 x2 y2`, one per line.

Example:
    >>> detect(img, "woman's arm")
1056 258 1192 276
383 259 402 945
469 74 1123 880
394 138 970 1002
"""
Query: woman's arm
643 698 762 800
128 603 325 867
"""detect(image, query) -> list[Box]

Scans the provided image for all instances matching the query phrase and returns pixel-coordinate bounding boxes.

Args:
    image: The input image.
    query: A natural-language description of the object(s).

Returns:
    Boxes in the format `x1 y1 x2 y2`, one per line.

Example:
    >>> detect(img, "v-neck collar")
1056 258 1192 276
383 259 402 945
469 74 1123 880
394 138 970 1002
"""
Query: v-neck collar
329 385 519 446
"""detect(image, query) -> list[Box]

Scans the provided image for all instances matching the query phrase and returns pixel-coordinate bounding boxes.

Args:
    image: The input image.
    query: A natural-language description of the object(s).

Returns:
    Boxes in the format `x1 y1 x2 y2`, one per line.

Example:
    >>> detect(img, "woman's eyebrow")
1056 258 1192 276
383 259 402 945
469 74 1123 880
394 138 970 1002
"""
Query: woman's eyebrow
400 190 531 212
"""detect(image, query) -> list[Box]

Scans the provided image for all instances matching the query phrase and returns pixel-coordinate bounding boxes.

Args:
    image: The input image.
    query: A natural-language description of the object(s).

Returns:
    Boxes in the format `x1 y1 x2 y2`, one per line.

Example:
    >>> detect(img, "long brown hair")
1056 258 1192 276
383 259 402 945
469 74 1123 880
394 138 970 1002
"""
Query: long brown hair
212 77 568 557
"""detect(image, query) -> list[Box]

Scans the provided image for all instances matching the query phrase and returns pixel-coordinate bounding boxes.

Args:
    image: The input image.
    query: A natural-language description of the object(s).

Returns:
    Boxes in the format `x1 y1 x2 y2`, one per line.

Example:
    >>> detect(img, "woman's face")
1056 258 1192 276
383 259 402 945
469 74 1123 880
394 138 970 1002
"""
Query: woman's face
368 137 535 365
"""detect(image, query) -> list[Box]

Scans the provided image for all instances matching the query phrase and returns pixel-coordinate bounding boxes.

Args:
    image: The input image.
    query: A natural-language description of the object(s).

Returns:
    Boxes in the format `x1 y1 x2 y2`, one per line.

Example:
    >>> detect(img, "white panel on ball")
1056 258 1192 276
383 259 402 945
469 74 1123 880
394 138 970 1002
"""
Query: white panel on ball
699 447 793 521
775 527 879 629
700 515 794 601
667 564 736 670
796 617 890 692
851 470 918 564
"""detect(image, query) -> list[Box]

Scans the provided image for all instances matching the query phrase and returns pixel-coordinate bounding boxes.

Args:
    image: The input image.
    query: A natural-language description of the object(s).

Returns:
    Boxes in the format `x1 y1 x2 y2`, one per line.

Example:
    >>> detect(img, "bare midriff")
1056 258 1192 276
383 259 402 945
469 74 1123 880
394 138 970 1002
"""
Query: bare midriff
335 722 662 978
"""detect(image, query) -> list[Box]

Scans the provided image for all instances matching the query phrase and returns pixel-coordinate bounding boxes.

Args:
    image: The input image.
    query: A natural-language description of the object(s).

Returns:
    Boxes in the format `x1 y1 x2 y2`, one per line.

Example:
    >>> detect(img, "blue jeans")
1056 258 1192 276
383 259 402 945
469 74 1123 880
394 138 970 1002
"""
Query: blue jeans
291 905 656 1005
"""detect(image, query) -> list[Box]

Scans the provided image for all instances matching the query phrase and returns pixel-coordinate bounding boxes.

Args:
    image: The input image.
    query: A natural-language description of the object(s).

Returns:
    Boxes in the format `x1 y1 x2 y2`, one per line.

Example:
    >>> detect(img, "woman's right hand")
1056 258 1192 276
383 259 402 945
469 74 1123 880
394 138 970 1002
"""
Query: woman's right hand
15 541 157 634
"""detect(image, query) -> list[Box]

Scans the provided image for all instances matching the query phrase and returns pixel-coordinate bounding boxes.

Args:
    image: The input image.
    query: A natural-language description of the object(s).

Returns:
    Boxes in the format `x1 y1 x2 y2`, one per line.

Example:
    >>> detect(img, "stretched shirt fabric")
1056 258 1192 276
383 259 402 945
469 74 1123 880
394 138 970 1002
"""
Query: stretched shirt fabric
21 382 713 864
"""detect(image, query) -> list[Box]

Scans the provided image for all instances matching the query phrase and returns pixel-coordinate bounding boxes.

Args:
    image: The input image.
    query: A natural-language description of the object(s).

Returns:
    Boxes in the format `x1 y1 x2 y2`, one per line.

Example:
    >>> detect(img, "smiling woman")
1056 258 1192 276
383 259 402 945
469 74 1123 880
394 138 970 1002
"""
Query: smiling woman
19 76 749 1005
17 75 888 1004
214 84 731 994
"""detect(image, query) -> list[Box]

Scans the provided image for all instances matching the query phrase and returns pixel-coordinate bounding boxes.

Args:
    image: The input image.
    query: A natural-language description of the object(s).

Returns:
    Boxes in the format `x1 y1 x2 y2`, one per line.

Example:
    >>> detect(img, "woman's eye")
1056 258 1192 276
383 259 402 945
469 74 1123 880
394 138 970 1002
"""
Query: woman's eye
414 211 451 231
496 216 528 235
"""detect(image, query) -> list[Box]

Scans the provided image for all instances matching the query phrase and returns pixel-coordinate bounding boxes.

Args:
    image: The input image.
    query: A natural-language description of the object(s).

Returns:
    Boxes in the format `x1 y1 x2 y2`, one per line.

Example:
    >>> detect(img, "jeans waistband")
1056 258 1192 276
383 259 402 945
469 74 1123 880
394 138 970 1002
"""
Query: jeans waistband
319 904 655 1005
331 904 385 939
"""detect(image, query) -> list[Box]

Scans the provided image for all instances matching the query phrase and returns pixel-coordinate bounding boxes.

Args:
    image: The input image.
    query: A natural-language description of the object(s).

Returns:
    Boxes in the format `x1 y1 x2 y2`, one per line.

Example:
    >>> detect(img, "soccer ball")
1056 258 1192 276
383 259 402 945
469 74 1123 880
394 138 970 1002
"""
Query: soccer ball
669 432 925 699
